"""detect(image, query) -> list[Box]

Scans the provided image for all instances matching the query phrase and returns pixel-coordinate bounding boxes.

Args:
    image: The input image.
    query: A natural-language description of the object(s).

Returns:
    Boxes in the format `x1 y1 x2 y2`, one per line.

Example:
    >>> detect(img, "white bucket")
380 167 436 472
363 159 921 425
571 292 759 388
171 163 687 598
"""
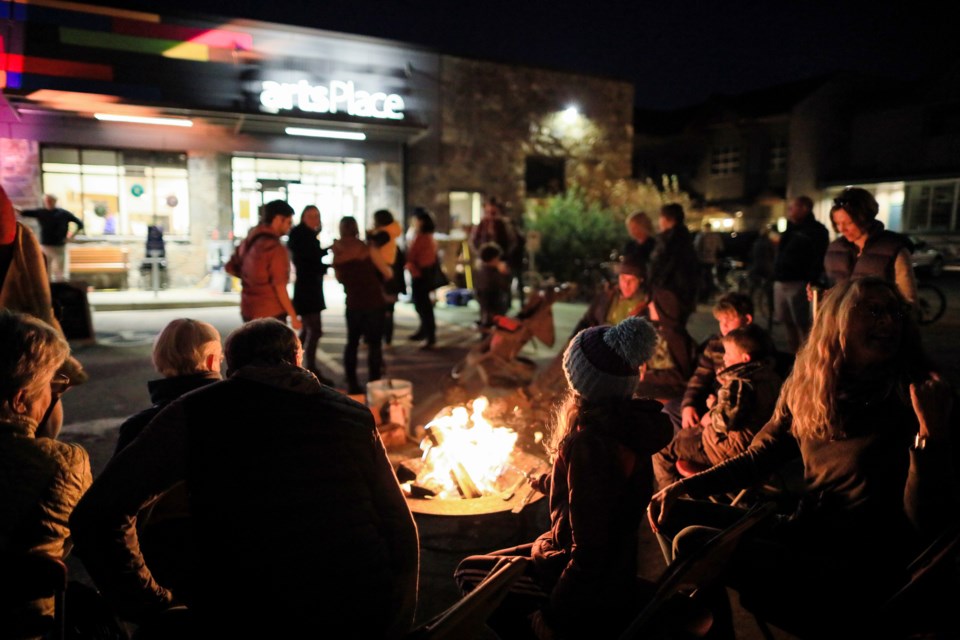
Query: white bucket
366 379 414 434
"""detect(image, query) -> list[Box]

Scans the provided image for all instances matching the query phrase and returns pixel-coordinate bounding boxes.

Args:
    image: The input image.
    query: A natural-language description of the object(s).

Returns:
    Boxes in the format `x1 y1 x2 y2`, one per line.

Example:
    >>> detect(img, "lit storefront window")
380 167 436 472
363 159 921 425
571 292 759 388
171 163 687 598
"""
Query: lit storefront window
231 156 365 245
40 147 190 238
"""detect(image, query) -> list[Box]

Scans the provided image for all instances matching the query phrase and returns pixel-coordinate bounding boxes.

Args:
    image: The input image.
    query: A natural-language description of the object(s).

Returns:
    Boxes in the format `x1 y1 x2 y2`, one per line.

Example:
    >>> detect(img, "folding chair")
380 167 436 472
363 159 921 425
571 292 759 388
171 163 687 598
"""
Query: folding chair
619 502 776 640
0 551 68 640
405 556 530 640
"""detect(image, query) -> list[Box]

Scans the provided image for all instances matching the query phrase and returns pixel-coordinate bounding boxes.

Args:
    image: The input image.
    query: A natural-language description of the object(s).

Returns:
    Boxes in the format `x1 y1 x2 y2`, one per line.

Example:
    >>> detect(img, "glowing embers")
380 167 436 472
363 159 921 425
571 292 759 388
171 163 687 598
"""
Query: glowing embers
405 396 519 500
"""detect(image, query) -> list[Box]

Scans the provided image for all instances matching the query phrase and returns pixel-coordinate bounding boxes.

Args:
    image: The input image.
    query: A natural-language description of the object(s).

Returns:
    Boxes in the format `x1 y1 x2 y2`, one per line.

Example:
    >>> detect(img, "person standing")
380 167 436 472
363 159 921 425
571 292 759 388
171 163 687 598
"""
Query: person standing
18 194 84 282
225 200 301 331
694 222 724 302
773 196 829 352
287 205 333 383
370 209 404 347
648 203 699 326
333 216 392 395
824 187 916 304
622 210 656 266
406 208 440 349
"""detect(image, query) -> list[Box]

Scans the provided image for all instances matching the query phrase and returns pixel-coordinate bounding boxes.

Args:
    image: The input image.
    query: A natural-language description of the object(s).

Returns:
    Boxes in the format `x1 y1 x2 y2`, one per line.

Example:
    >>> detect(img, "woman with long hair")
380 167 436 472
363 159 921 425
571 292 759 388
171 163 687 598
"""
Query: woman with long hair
405 208 439 349
649 277 957 635
455 317 672 639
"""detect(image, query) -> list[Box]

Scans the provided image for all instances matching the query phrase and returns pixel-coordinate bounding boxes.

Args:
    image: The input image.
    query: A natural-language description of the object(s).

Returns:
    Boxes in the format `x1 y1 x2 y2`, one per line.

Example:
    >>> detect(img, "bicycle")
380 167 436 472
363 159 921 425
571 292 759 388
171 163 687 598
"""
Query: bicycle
915 281 946 325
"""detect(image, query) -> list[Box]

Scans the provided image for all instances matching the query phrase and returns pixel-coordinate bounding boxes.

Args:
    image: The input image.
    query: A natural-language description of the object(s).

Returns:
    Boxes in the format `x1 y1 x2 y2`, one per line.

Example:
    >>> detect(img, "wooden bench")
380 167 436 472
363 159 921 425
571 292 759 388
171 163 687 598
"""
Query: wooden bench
68 245 130 290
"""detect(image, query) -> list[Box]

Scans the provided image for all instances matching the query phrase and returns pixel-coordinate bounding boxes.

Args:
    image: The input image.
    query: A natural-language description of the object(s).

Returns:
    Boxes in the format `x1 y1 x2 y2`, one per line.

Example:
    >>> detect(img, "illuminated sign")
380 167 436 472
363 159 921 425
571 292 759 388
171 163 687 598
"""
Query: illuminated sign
259 80 405 120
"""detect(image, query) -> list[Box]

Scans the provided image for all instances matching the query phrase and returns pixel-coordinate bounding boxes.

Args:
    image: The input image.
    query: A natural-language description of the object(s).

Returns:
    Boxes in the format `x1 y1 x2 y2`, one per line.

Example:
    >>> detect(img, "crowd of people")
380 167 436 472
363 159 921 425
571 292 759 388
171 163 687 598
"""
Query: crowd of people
1 183 958 639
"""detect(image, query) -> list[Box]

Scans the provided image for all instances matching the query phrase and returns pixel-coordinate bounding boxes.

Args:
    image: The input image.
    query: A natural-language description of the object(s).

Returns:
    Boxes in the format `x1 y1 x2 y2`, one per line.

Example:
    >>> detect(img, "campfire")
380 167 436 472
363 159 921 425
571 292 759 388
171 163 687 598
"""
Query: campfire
400 396 548 515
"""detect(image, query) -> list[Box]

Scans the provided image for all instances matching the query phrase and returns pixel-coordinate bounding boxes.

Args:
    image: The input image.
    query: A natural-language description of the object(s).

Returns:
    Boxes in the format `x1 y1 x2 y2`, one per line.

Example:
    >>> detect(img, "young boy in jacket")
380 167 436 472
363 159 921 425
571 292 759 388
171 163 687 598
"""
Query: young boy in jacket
653 323 781 490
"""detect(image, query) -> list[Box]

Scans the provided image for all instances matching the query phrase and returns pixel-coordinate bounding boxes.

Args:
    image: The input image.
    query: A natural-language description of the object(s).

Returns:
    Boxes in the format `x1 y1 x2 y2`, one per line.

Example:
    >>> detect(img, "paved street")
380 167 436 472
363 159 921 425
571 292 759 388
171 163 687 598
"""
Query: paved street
56 272 960 635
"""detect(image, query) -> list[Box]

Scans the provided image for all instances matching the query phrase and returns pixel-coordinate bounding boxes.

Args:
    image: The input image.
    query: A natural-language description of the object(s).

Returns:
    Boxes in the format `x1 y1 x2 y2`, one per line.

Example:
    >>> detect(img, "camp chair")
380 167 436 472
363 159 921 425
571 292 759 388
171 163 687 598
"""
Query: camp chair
619 502 776 640
675 457 803 510
405 556 530 640
0 551 68 640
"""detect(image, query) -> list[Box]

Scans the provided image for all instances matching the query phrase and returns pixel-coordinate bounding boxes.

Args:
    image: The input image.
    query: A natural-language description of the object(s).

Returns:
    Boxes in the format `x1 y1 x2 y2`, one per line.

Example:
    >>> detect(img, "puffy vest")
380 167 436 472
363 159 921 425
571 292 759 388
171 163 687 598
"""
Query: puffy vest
824 227 908 286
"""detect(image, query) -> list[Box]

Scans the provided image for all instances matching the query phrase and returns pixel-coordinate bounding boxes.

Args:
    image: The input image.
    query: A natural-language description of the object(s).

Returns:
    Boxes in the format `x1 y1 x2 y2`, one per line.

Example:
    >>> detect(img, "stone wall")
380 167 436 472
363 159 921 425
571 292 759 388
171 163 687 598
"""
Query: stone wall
366 161 405 221
407 56 634 229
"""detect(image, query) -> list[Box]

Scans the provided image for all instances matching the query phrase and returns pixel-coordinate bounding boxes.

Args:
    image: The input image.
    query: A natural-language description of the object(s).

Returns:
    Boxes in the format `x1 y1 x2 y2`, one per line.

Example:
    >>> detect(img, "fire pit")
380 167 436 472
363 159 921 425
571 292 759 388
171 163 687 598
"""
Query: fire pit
399 396 549 516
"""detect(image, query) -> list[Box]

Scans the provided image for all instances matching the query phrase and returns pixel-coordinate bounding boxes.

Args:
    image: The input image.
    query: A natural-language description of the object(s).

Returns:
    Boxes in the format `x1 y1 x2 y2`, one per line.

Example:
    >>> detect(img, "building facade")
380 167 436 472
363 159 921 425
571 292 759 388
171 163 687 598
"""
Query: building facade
634 73 960 260
2 1 633 286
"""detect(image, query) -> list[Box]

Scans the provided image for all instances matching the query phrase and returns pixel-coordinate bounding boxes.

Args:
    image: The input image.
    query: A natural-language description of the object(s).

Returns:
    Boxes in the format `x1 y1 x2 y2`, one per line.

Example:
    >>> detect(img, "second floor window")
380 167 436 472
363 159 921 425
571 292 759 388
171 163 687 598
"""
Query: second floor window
710 146 741 176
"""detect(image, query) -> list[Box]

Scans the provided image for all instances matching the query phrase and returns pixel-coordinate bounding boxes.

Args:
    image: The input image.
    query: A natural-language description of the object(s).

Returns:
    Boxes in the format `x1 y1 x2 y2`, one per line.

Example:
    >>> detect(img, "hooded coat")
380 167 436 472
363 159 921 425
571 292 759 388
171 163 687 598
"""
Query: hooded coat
531 399 672 635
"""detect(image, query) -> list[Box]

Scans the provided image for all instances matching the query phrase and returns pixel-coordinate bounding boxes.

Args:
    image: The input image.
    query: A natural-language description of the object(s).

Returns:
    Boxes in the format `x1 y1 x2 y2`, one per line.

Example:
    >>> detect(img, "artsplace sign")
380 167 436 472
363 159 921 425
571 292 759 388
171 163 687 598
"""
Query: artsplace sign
259 79 406 120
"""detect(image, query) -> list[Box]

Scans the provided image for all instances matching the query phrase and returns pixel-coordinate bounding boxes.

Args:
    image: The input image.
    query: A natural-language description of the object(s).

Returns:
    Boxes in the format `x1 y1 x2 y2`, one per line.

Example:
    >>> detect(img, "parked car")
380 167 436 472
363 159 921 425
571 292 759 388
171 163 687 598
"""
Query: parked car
909 237 945 277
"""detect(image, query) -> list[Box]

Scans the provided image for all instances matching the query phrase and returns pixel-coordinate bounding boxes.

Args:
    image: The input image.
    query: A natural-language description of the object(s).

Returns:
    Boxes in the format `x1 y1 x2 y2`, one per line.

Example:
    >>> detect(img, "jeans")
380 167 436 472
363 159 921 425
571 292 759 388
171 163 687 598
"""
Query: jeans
344 307 385 392
411 278 435 342
774 280 810 353
298 312 322 372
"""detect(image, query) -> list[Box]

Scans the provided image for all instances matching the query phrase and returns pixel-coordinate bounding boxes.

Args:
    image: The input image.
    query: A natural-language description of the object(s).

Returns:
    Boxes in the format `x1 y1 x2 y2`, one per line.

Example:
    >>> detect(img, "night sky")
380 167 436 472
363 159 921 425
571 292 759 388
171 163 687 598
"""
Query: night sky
98 0 959 108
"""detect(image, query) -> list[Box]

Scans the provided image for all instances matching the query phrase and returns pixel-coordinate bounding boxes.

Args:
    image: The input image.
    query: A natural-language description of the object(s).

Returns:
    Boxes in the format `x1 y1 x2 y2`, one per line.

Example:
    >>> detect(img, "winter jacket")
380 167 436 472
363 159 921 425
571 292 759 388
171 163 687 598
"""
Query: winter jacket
374 221 404 266
682 334 726 410
531 399 672 636
637 288 696 401
226 224 290 321
702 360 782 465
287 222 328 315
70 365 419 637
823 221 915 302
679 374 958 570
114 372 221 455
572 288 647 336
1 414 92 619
648 224 699 320
332 236 390 312
405 232 437 279
774 214 829 283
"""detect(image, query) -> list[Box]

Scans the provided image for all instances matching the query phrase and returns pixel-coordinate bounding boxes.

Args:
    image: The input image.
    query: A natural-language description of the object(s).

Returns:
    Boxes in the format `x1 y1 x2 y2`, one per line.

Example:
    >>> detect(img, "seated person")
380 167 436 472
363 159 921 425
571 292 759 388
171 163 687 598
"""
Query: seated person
653 323 781 490
473 242 512 328
0 310 92 629
649 278 959 636
536 254 647 394
111 318 222 602
70 318 419 637
455 317 673 639
636 288 696 402
669 292 758 430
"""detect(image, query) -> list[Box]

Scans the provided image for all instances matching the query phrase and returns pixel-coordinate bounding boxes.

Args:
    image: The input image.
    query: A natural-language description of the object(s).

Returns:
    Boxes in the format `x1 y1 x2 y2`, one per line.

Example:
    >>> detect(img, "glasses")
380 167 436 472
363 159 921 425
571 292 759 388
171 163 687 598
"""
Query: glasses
50 373 72 396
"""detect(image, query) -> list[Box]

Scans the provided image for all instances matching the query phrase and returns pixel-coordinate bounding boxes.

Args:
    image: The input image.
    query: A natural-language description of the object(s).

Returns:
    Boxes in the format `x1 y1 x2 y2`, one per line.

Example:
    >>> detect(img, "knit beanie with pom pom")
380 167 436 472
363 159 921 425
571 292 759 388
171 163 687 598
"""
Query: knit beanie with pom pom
562 316 658 402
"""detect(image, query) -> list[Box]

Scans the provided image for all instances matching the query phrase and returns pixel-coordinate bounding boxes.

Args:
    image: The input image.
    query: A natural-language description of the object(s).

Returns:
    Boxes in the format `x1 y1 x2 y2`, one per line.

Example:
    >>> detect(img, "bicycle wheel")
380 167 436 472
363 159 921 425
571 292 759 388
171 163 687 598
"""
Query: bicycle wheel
915 283 946 325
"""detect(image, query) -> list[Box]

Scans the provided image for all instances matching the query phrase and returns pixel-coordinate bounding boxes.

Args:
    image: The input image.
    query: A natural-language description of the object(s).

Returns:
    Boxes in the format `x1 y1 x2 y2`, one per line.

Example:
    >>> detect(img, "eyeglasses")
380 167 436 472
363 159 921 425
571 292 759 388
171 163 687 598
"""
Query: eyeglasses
50 373 72 396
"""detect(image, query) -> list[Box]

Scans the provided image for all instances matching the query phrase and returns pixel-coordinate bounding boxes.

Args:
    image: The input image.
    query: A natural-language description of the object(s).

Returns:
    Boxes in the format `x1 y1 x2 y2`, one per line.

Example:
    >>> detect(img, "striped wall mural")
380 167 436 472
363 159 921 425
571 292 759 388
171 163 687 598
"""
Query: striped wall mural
1 0 253 94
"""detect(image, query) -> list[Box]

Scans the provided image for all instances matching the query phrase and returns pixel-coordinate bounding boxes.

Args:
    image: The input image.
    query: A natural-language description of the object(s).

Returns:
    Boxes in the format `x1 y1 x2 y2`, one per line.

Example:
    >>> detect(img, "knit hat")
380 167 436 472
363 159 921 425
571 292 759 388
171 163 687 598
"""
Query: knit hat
562 316 658 401
616 253 645 279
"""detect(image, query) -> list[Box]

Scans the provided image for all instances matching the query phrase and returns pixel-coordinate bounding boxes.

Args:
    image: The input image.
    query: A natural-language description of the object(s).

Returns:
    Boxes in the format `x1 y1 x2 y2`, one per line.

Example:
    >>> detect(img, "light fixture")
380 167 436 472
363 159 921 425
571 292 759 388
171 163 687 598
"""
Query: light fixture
285 127 366 141
94 113 193 127
561 105 579 123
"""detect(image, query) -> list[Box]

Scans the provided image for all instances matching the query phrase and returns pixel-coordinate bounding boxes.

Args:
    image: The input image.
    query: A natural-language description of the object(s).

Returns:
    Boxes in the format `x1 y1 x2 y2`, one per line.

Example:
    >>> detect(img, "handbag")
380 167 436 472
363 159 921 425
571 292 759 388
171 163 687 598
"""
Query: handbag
425 257 449 291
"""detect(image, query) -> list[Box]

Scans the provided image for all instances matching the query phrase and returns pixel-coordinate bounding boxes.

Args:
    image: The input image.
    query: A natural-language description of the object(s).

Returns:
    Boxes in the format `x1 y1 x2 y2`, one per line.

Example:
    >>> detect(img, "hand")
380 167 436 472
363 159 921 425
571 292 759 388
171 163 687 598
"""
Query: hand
639 362 648 381
806 283 816 302
647 482 684 533
290 315 303 331
681 406 700 429
910 373 952 443
706 394 717 409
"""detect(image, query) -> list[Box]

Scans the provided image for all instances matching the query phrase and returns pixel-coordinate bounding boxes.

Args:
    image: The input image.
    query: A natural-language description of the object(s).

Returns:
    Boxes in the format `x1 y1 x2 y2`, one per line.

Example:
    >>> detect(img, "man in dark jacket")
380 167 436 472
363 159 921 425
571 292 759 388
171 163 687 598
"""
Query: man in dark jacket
648 203 699 326
70 318 419 638
773 196 829 353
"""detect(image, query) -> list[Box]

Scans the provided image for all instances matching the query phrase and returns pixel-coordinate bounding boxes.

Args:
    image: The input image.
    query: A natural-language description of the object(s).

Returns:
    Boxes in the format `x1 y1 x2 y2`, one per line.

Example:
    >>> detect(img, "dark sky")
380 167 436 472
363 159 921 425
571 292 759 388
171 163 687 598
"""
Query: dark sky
105 0 960 109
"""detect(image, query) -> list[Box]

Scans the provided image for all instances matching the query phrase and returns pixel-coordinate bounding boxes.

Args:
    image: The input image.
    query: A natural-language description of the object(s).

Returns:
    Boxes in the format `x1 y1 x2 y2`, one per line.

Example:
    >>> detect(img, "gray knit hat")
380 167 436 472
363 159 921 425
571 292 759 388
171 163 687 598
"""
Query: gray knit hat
562 316 658 402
